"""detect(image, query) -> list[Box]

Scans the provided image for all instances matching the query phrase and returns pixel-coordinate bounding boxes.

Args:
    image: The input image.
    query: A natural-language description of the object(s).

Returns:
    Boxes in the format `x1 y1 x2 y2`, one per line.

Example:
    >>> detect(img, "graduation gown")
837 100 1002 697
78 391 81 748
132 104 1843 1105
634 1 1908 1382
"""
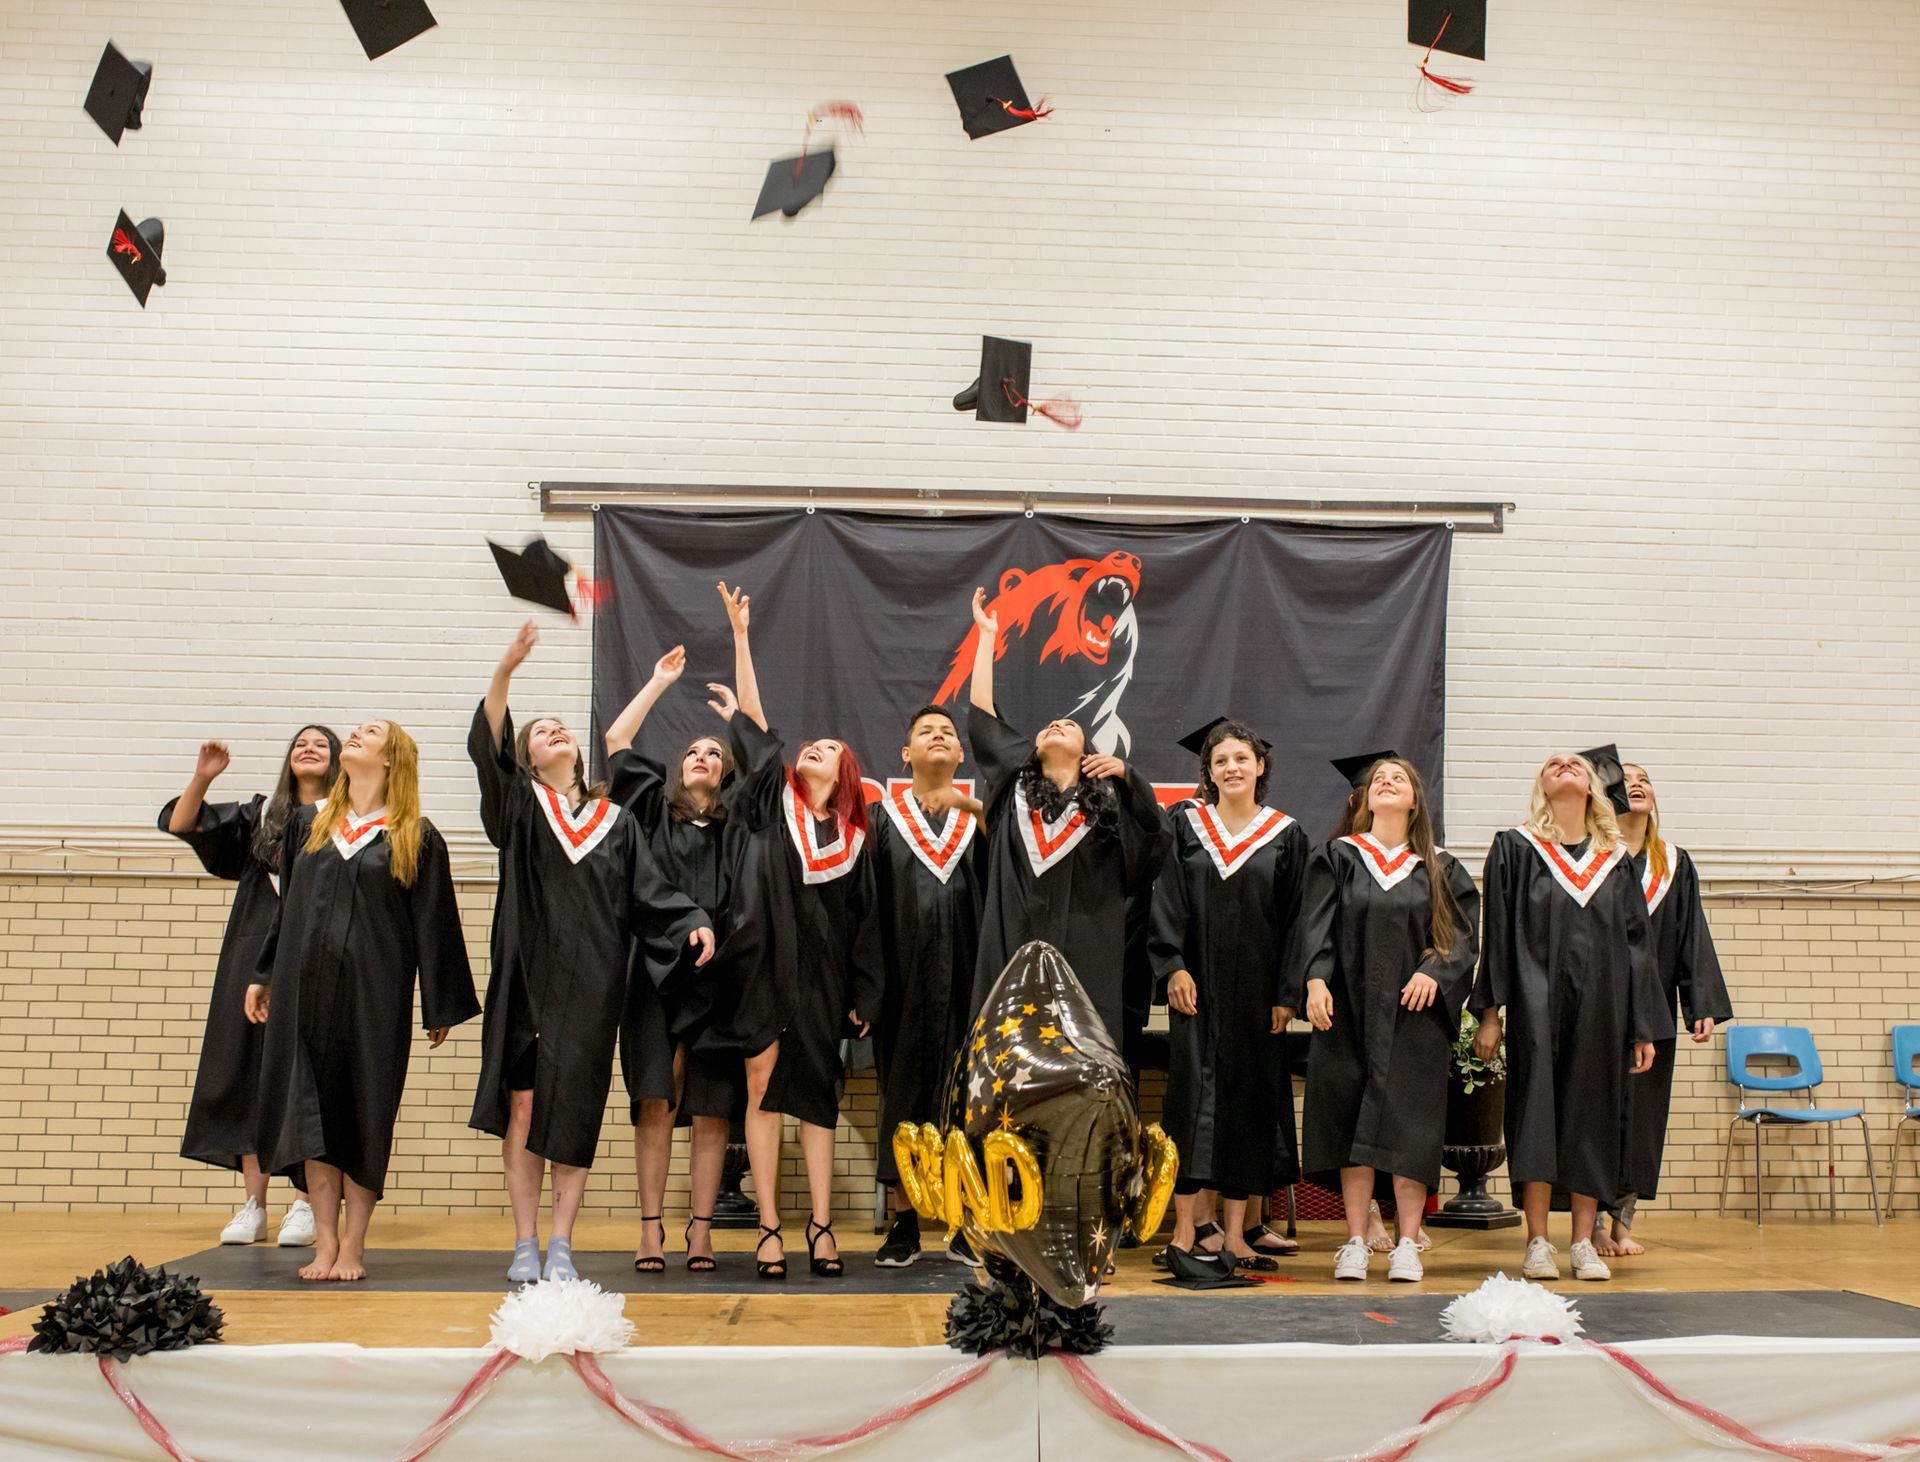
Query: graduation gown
1480 827 1665 1204
1292 835 1482 1190
159 794 298 1175
466 705 710 1168
253 806 479 1197
1622 842 1733 1199
967 705 1172 1044
697 716 884 1131
607 746 749 1122
869 788 985 1184
1149 801 1310 1194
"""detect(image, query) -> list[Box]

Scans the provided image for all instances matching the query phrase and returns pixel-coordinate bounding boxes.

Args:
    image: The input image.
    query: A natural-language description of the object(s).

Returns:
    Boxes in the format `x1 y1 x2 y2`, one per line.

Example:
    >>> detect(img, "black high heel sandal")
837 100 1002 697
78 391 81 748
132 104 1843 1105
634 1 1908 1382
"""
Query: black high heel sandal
633 1214 666 1274
806 1218 844 1278
685 1215 717 1274
755 1223 787 1281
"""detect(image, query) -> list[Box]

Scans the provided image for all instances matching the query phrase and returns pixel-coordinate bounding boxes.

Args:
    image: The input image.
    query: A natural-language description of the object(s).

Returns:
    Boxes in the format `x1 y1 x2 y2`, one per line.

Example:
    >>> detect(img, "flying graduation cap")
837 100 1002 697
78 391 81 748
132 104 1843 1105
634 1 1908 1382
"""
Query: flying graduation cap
1177 716 1271 759
84 42 153 145
1577 743 1631 816
1331 750 1401 790
951 336 1082 429
339 0 438 61
945 55 1051 140
107 212 167 306
488 537 595 618
1409 0 1484 98
752 101 863 219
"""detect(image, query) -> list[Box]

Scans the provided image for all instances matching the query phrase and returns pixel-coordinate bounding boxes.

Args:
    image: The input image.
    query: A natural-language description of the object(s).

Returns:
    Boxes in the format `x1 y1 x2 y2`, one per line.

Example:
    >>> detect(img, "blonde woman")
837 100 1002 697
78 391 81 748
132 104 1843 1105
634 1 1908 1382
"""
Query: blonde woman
1474 753 1662 1283
245 720 479 1282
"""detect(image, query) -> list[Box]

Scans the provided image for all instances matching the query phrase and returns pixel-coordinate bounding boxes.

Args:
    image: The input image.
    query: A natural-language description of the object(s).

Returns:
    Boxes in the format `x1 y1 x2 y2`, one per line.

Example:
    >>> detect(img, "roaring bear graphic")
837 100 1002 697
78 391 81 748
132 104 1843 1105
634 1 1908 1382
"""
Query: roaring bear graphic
933 550 1142 756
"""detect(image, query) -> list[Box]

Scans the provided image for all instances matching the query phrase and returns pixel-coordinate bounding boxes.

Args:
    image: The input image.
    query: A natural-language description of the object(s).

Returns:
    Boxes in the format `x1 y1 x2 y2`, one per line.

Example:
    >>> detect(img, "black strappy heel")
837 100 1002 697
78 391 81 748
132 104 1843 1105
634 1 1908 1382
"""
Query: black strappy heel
755 1223 787 1281
685 1215 718 1274
633 1214 666 1274
806 1218 844 1279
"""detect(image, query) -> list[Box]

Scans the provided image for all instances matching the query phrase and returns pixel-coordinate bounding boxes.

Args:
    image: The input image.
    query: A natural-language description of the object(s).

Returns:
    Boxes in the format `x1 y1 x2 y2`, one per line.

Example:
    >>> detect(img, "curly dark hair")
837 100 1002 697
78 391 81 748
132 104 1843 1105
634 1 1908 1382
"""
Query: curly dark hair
1016 758 1120 837
1194 718 1270 805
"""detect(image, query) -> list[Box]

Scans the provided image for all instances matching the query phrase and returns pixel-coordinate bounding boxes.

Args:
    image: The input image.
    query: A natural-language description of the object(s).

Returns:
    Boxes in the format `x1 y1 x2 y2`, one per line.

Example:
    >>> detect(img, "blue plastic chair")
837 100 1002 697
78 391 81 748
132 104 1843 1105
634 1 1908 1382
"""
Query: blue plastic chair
1887 1026 1920 1218
1718 1025 1881 1226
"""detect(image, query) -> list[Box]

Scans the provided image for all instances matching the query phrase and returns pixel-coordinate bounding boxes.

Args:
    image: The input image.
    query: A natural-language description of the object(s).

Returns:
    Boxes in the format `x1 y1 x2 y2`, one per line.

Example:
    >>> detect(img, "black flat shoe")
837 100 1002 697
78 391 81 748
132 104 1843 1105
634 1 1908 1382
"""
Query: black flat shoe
685 1215 717 1274
633 1214 666 1274
1245 1224 1298 1256
806 1218 845 1278
755 1223 787 1281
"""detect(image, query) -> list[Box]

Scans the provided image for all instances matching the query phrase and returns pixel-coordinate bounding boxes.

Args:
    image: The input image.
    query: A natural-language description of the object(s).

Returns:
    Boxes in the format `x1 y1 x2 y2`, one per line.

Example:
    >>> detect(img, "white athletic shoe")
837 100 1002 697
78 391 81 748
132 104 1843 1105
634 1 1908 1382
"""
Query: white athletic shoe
276 1198 315 1248
1569 1239 1612 1282
1387 1237 1424 1283
1333 1237 1372 1281
1522 1237 1560 1280
220 1198 267 1245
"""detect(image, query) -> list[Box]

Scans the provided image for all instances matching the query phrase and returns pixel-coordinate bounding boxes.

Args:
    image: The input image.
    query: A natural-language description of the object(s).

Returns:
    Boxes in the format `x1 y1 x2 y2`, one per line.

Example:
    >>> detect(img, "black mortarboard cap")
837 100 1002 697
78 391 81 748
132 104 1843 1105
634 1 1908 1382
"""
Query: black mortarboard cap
1577 743 1630 816
1331 750 1400 790
1408 0 1485 61
945 55 1048 140
753 150 836 220
107 212 166 306
488 537 576 616
1177 717 1269 758
340 0 437 61
952 336 1033 423
84 42 152 145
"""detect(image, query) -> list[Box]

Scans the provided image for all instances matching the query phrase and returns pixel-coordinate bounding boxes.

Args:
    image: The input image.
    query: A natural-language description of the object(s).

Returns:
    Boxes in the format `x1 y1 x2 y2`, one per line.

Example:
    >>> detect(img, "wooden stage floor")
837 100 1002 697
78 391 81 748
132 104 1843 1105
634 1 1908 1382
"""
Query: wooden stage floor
2 1212 1912 1350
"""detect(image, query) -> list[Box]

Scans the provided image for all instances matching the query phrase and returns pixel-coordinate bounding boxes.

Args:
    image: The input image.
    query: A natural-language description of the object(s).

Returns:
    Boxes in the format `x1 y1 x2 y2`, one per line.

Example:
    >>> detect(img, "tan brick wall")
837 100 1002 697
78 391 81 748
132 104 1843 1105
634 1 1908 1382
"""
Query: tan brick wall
1 864 1914 1222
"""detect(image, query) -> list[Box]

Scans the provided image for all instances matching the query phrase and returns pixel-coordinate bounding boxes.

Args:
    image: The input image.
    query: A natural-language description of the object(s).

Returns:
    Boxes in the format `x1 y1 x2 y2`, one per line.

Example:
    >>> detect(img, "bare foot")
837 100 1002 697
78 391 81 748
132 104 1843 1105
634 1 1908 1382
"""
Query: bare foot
1593 1233 1623 1257
1610 1224 1644 1256
329 1245 366 1282
299 1239 337 1281
1365 1203 1393 1253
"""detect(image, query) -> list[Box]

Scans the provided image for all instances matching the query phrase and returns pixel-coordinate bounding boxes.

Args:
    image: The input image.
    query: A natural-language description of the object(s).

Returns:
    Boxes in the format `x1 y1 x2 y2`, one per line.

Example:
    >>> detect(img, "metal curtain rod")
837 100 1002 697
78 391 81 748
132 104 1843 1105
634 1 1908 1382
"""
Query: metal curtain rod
535 482 1512 533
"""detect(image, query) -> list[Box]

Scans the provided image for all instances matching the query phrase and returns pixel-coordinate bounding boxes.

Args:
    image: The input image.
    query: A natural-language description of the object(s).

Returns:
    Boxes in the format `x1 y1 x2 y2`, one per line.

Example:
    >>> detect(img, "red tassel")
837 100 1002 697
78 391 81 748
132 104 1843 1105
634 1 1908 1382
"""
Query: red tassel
572 574 612 614
1418 12 1475 96
1003 378 1083 431
111 228 143 264
991 96 1053 121
797 100 864 180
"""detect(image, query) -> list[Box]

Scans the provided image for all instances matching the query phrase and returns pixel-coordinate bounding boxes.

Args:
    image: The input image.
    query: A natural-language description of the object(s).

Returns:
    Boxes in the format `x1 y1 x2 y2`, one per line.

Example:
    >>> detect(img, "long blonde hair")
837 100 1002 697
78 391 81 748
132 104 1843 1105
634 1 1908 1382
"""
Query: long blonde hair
306 720 424 886
1522 753 1620 852
1349 758 1460 961
1623 762 1668 882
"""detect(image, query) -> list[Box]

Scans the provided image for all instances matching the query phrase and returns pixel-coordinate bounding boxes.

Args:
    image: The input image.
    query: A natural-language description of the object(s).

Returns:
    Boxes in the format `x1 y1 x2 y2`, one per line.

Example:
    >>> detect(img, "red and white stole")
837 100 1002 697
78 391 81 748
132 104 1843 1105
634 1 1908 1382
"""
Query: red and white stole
1519 827 1628 908
1641 839 1678 915
331 806 388 862
534 781 620 865
786 781 864 885
1188 803 1293 880
1339 832 1422 892
881 786 976 885
1014 782 1090 878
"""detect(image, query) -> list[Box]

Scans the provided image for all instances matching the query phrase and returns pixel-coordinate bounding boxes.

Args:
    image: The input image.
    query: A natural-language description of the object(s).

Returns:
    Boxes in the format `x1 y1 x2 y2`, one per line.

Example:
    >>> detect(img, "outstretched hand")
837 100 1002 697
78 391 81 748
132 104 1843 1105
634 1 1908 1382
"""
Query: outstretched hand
970 586 998 637
195 740 231 783
652 645 686 686
718 581 751 635
706 683 739 721
500 619 539 673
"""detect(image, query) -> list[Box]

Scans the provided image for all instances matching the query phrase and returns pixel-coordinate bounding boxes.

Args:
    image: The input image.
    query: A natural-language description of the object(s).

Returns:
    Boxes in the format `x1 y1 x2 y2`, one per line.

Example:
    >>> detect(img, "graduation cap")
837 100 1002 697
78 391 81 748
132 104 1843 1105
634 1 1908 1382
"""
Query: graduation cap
488 537 579 617
945 55 1051 140
107 212 166 306
84 42 152 145
1177 717 1270 759
1410 0 1483 98
1331 750 1401 790
753 150 835 219
951 336 1082 429
1577 743 1631 816
340 0 437 61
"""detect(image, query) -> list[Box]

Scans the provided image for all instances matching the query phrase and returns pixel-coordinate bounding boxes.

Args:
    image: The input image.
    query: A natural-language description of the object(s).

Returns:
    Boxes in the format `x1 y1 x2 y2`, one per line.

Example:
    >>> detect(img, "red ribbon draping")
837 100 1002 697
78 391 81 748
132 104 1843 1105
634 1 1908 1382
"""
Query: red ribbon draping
392 1348 521 1461
0 1337 27 1356
98 1357 198 1462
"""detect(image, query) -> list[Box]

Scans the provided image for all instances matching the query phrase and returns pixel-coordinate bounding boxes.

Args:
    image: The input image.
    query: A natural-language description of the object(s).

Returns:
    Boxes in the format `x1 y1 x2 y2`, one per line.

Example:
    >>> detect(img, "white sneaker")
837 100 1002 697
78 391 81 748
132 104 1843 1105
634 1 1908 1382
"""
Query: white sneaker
1569 1239 1612 1281
276 1198 315 1248
220 1198 267 1245
1333 1237 1372 1281
1522 1237 1559 1280
1387 1237 1424 1283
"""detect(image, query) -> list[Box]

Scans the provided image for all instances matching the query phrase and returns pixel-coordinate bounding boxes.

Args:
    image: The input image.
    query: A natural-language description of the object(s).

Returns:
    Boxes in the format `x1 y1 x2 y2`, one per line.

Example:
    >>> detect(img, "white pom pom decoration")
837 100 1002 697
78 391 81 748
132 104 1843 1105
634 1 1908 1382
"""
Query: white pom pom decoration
488 1279 635 1363
1440 1273 1584 1345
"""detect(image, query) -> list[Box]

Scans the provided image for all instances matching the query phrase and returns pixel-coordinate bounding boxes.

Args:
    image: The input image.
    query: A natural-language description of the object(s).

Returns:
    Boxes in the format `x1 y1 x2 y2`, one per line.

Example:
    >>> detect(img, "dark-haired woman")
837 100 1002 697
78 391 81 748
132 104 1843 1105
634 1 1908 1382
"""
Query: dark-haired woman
1291 757 1479 1284
469 622 716 1284
1150 719 1308 1275
965 587 1172 1044
703 582 882 1281
162 727 339 1248
604 644 749 1274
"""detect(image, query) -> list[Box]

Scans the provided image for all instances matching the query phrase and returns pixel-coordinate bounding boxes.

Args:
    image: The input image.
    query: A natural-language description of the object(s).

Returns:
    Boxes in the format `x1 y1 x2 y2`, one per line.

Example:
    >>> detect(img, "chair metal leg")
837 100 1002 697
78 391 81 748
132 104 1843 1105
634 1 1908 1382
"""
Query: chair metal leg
1719 1120 1738 1215
1827 1120 1837 1222
1754 1119 1765 1228
1860 1117 1882 1228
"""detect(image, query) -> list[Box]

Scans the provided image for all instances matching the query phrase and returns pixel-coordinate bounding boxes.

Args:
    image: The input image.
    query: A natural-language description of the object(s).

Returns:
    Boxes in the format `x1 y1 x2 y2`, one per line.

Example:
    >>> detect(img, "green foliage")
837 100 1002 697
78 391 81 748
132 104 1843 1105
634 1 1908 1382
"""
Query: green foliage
1452 1008 1506 1093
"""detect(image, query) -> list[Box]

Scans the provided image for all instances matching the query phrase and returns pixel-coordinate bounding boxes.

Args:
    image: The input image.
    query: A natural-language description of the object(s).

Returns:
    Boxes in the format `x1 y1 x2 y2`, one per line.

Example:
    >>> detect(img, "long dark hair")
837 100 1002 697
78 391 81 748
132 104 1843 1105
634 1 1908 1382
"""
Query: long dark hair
254 724 341 863
513 717 608 804
1195 718 1270 805
1016 730 1120 837
667 732 734 825
1347 757 1460 962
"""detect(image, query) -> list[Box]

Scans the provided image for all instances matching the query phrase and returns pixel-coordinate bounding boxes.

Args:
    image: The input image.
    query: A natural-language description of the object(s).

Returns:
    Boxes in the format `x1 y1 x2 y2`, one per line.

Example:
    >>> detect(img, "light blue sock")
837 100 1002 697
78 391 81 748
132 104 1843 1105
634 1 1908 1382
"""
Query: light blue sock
543 1236 578 1283
507 1237 541 1283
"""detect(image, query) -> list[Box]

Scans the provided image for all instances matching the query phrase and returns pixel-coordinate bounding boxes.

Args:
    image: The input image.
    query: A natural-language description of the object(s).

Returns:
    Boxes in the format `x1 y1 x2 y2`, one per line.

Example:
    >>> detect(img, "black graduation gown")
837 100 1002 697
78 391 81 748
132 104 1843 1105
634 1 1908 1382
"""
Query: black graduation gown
696 716 884 1131
1292 837 1482 1190
607 746 749 1123
253 806 480 1198
967 705 1172 1045
1149 802 1311 1193
159 795 298 1176
1480 828 1665 1204
1622 843 1733 1199
466 705 710 1168
869 791 986 1184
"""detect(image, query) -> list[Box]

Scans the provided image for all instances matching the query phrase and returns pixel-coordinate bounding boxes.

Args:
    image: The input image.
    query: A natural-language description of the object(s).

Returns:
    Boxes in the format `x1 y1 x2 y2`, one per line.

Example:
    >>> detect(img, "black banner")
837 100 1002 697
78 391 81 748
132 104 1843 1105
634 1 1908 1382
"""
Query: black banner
591 509 1451 840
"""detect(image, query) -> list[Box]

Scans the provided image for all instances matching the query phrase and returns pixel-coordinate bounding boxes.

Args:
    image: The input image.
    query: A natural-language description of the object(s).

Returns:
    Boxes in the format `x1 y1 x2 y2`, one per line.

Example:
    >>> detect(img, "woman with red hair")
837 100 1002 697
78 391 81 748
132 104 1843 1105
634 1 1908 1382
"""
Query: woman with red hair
701 581 882 1281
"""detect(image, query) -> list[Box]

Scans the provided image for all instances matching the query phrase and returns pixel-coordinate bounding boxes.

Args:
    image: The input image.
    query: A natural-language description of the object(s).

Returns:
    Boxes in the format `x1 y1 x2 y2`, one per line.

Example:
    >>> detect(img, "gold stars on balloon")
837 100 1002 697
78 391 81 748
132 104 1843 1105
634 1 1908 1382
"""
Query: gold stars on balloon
992 1076 1005 1096
1038 1024 1061 1042
974 1034 987 1053
1022 1003 1036 1015
996 1107 1014 1132
996 1016 1022 1038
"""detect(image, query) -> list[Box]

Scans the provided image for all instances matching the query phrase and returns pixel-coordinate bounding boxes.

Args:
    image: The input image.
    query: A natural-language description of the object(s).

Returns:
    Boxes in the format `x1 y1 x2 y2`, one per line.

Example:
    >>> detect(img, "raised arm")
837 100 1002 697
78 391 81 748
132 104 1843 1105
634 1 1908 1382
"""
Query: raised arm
968 587 999 715
484 620 539 746
718 581 767 731
605 645 686 755
166 740 231 834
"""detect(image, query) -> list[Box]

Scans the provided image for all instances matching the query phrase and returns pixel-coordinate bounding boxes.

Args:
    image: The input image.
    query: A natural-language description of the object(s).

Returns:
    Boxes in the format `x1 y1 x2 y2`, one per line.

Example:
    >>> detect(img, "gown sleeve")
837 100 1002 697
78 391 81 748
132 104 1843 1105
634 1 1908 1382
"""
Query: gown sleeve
1115 764 1174 897
157 795 262 881
845 851 886 1026
1477 833 1517 1016
1673 850 1733 1027
466 700 527 850
725 717 789 833
410 824 480 1031
626 831 711 989
1272 824 1311 1011
967 704 1030 804
1146 821 1192 986
608 749 669 830
1424 852 1483 1025
1620 867 1664 1047
1284 842 1341 1010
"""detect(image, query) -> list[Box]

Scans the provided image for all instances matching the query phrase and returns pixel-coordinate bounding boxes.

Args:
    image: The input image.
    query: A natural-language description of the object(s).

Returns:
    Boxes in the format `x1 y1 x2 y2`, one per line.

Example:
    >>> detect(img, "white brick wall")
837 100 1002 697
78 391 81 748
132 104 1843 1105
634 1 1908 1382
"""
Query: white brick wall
2 0 1917 862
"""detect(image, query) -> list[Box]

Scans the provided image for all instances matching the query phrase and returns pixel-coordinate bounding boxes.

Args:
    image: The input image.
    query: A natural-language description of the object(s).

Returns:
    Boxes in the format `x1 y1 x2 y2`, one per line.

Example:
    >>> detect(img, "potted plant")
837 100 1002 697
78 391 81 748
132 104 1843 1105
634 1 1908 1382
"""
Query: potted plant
1429 1009 1521 1227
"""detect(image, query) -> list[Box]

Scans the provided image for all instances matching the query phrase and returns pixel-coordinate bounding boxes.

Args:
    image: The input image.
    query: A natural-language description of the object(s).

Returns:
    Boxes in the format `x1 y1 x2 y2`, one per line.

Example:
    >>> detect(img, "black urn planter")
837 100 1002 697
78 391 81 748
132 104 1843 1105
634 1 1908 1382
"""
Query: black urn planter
1428 1076 1523 1229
